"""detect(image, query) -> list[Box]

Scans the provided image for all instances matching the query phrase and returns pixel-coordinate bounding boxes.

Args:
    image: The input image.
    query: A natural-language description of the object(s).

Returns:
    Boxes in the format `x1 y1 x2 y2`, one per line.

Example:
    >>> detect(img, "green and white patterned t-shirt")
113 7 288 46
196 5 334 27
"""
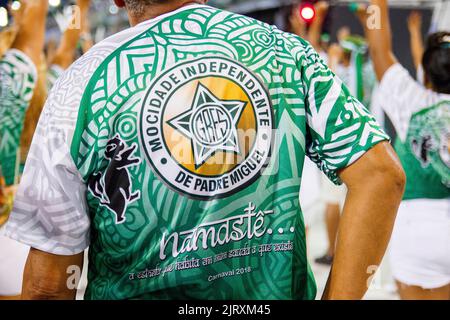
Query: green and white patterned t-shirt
377 64 450 200
0 49 37 186
6 5 389 300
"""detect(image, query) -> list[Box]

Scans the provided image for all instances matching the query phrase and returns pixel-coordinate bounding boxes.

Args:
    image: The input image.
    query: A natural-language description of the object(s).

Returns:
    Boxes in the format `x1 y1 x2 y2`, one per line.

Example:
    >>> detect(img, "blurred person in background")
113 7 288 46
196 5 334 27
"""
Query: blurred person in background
307 1 330 64
290 0 346 266
289 2 324 237
0 0 48 198
21 0 92 164
46 0 92 90
5 0 405 300
0 0 92 300
0 0 49 299
407 11 426 83
357 0 450 300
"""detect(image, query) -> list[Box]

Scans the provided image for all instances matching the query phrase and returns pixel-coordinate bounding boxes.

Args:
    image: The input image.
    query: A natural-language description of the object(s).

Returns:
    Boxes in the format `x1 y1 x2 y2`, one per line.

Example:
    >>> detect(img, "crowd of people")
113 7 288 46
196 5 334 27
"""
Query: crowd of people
0 0 91 299
292 1 449 299
0 0 448 300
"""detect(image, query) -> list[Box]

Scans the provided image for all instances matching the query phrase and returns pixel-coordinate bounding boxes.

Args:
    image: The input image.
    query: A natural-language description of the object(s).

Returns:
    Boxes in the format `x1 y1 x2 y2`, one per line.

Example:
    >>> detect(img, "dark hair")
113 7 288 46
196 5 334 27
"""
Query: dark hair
422 31 450 94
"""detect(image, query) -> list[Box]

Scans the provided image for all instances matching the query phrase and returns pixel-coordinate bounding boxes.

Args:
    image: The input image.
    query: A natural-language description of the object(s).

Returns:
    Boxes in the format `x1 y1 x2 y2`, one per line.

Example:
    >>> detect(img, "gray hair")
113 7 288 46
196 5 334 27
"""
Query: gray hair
124 0 172 16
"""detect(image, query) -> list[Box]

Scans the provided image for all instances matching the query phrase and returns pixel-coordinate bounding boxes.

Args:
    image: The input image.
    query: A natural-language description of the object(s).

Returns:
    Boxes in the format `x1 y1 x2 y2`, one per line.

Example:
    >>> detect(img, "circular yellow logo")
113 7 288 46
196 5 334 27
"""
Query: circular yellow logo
140 57 273 199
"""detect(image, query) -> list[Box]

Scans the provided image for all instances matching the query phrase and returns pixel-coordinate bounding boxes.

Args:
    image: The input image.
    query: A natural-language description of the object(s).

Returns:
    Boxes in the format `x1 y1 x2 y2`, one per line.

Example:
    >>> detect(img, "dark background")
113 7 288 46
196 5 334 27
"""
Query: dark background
247 4 433 76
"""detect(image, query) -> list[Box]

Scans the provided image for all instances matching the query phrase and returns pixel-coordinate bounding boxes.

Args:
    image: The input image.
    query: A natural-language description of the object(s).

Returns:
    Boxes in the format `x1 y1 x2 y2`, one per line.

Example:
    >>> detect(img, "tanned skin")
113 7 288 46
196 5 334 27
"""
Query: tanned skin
1 0 48 300
308 1 329 52
51 0 92 70
21 0 405 300
407 11 424 72
322 142 405 299
10 0 48 66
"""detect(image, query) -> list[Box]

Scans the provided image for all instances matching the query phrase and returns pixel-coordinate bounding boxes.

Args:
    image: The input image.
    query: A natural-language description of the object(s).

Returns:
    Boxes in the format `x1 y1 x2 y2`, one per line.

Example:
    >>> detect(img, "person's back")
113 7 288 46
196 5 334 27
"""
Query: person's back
6 2 402 300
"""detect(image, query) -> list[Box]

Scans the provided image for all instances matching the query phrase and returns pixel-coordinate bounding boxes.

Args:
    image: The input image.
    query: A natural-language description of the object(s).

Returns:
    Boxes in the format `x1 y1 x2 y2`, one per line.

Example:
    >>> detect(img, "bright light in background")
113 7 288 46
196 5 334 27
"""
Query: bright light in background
300 4 316 22
0 7 8 27
49 0 61 7
11 1 21 11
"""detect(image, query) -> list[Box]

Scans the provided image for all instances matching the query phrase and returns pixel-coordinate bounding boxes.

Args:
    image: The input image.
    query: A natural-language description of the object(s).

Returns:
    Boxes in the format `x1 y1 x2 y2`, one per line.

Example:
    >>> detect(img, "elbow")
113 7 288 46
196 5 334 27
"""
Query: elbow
373 159 406 200
386 159 406 196
377 164 406 222
394 166 406 195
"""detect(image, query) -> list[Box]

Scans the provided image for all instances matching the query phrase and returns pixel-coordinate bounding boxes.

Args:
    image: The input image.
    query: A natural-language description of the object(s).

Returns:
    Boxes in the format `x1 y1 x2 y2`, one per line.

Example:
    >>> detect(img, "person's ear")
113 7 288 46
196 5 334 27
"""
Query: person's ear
114 0 126 8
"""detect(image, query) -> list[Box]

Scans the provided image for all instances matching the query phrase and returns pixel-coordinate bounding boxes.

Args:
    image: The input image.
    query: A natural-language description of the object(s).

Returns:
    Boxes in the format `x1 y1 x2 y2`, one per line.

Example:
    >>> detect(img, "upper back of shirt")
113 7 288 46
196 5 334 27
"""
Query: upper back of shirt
378 64 450 200
6 4 388 300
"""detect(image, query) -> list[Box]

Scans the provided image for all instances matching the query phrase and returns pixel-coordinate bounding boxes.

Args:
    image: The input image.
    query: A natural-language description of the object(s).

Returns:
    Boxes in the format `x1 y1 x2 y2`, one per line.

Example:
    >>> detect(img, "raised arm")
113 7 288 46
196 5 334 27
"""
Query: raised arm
21 248 84 300
407 11 424 72
356 0 397 81
290 7 307 39
51 0 91 69
80 8 94 54
308 1 329 52
322 142 405 299
10 0 48 66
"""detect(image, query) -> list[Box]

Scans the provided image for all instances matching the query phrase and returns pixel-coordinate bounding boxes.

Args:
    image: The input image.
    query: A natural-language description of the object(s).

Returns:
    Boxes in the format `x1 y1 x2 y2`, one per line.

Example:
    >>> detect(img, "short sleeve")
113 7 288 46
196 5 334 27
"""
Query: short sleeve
4 82 90 256
301 44 390 184
0 49 37 186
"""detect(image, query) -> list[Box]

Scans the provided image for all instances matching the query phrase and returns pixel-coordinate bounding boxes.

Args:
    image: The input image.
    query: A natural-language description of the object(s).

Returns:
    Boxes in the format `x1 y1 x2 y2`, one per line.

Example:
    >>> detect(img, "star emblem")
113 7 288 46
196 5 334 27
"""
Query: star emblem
168 83 247 169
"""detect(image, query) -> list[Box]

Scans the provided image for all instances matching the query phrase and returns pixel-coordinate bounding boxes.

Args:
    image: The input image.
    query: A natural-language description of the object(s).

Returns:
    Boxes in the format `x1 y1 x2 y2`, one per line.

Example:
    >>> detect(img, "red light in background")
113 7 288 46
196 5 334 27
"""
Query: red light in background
299 3 316 22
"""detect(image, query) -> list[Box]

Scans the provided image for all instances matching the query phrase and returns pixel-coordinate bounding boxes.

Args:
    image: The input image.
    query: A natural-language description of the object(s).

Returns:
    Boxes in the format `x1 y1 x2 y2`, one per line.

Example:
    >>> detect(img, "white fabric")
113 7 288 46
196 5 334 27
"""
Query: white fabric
369 85 385 129
318 51 328 67
300 158 322 227
377 63 450 142
4 5 205 256
0 226 29 296
389 198 450 289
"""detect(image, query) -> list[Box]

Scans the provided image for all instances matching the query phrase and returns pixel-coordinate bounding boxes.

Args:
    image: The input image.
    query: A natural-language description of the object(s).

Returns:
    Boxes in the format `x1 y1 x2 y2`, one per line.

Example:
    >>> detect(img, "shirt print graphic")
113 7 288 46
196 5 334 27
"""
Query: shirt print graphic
140 56 273 199
88 134 141 224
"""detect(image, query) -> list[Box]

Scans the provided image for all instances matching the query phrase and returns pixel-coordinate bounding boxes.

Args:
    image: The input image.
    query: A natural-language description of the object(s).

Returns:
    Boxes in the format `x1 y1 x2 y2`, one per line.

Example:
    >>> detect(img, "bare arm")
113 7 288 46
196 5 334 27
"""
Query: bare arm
407 11 424 72
308 1 329 52
51 0 91 69
356 0 397 81
80 10 94 53
21 248 84 300
322 142 405 300
11 0 48 66
289 7 307 39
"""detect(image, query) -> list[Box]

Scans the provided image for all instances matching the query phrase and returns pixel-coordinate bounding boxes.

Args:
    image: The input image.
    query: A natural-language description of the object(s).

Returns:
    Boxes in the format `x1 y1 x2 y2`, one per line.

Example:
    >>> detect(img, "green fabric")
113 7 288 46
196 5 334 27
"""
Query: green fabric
340 36 368 103
0 50 37 186
395 101 450 200
69 6 388 300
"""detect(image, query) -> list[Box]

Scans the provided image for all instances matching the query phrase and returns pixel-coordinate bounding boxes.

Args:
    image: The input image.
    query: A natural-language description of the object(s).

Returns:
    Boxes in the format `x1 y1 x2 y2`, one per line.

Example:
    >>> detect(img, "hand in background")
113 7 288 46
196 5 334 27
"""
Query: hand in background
407 11 422 34
289 7 307 38
354 3 369 28
316 1 330 17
